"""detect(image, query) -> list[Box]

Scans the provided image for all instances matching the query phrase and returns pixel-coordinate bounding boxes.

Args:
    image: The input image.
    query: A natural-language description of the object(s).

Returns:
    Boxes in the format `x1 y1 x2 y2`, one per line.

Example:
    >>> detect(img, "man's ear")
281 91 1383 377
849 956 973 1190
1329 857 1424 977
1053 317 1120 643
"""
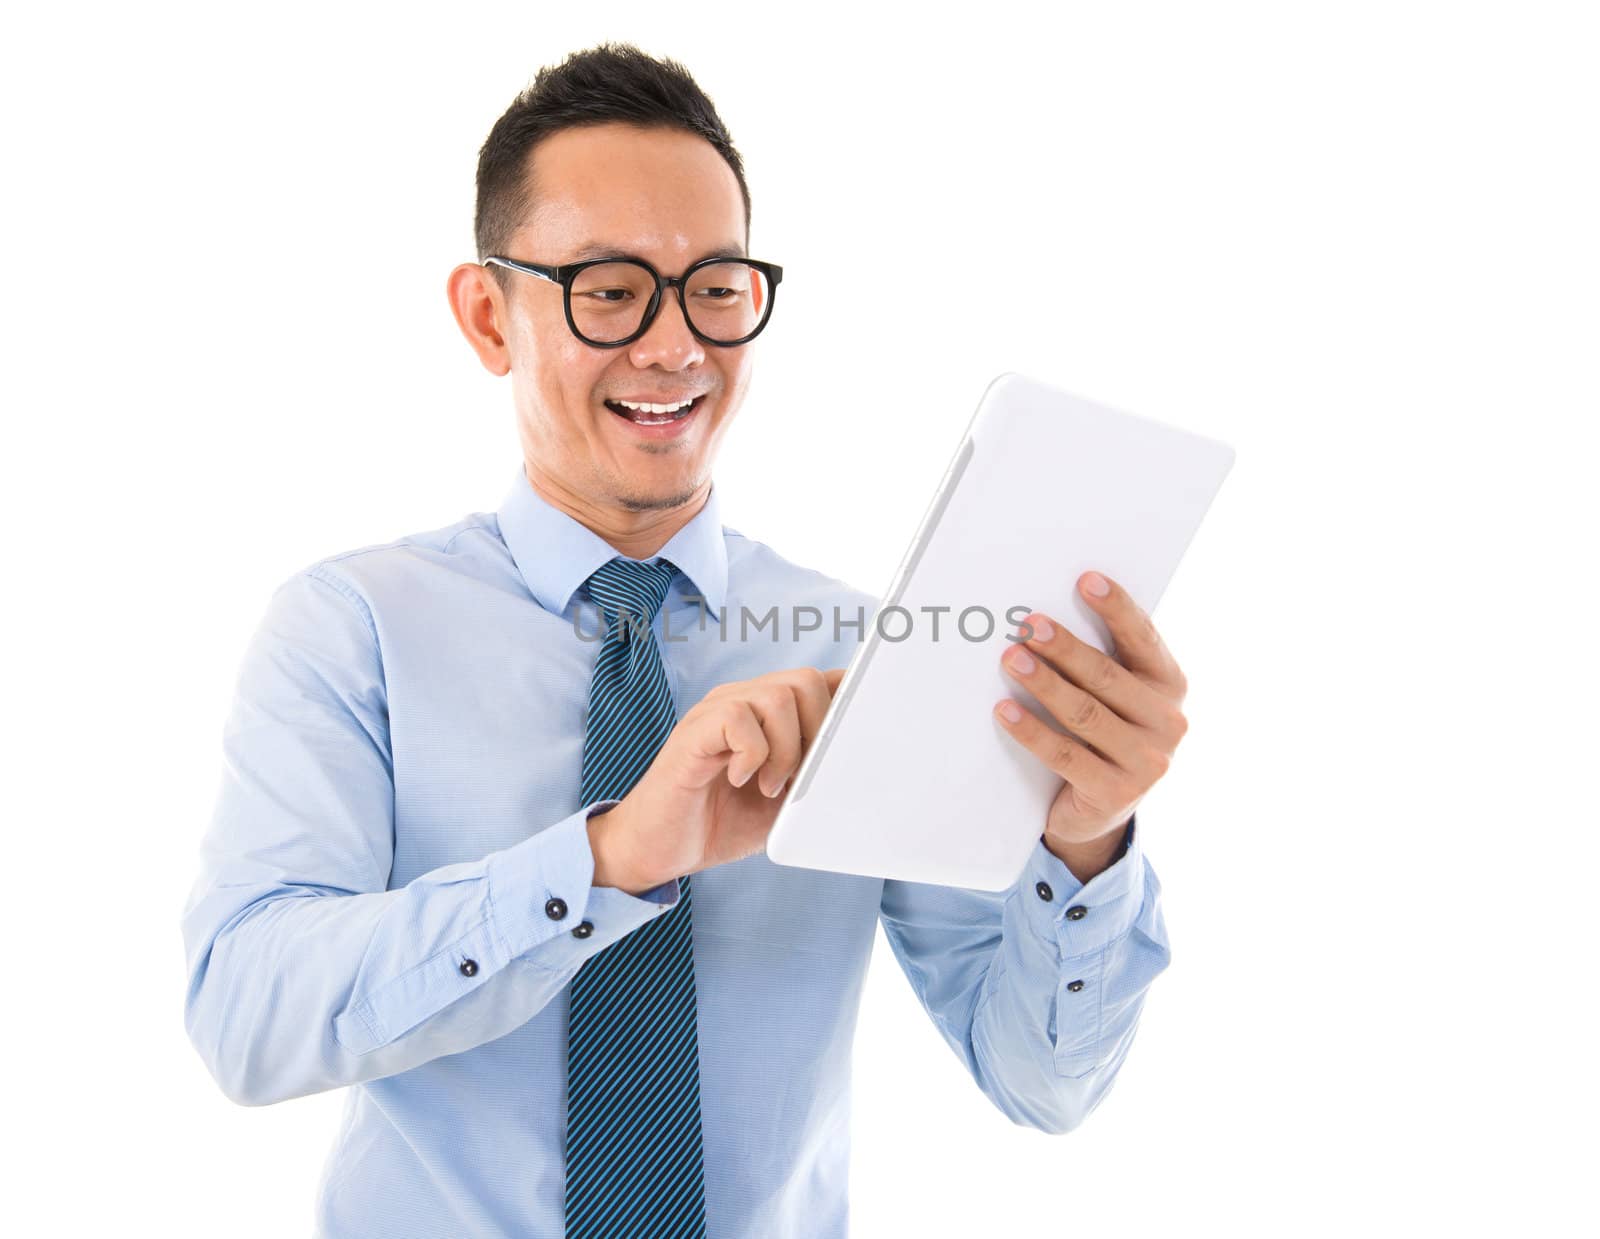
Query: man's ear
446 262 512 377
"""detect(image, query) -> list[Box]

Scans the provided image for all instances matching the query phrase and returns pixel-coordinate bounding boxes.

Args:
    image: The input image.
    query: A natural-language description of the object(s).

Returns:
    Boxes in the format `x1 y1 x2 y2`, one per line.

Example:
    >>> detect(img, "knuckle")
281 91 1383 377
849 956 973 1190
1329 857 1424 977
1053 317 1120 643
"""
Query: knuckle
750 685 789 718
1067 692 1102 732
1084 653 1119 696
1049 732 1080 772
1146 747 1172 778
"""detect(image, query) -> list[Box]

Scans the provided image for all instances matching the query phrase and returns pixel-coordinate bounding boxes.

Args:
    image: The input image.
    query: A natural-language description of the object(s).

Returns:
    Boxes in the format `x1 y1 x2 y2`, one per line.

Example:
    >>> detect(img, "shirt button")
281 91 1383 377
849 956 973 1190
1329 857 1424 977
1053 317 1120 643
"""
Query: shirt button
459 959 479 977
1035 880 1054 902
572 921 594 939
1066 905 1088 920
545 897 568 921
1067 979 1085 993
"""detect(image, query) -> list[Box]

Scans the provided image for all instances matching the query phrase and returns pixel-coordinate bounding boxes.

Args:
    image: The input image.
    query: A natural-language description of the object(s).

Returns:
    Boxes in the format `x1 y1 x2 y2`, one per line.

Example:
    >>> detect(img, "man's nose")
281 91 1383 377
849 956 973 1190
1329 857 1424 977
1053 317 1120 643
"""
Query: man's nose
627 288 706 369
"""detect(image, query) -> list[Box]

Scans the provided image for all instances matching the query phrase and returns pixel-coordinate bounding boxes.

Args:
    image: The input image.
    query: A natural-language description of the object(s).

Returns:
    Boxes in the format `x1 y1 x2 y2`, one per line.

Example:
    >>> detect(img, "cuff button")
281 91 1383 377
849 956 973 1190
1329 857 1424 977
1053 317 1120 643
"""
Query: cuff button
571 921 594 940
1067 979 1085 993
459 959 479 977
1066 905 1088 920
1035 880 1054 902
545 897 568 921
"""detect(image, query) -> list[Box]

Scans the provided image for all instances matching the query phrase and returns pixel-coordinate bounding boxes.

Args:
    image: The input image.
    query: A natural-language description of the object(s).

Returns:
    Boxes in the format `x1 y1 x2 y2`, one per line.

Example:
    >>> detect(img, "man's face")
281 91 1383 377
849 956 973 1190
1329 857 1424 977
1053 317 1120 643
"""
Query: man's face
493 122 756 514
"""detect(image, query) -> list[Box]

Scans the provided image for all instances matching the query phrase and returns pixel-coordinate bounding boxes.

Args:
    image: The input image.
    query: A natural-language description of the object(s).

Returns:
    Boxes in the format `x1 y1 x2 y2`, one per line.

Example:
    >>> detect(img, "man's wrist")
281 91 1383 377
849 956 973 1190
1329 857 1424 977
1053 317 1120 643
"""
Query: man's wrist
586 802 655 896
1043 818 1131 885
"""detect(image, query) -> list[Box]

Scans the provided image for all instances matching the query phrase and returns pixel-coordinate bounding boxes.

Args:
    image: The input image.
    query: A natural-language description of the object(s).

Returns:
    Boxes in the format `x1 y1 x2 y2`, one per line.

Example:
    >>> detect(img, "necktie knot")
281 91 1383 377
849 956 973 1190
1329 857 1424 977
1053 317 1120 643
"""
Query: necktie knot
585 556 678 632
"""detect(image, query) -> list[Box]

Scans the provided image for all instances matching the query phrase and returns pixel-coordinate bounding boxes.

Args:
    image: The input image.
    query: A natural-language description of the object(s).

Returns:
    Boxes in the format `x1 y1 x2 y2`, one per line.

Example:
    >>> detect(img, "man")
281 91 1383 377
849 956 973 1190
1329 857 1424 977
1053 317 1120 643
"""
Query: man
181 42 1184 1239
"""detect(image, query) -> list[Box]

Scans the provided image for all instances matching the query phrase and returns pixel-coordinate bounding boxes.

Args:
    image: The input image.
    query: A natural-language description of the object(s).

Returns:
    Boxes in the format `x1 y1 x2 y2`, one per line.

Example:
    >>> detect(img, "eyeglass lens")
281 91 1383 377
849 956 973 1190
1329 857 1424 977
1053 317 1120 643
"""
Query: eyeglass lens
568 261 771 344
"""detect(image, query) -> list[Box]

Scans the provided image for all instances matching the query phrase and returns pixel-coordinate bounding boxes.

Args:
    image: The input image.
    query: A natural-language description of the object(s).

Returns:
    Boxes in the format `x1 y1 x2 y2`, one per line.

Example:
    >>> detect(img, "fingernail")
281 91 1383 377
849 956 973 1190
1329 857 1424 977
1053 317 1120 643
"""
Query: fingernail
768 778 787 798
1009 649 1036 675
1083 572 1110 597
1032 615 1055 641
997 701 1023 723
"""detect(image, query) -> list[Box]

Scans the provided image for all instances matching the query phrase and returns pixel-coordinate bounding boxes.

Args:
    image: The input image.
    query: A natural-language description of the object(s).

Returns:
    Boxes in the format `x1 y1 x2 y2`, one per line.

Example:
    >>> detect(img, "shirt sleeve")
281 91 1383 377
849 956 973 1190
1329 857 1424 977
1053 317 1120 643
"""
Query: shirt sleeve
876 814 1170 1134
180 567 681 1108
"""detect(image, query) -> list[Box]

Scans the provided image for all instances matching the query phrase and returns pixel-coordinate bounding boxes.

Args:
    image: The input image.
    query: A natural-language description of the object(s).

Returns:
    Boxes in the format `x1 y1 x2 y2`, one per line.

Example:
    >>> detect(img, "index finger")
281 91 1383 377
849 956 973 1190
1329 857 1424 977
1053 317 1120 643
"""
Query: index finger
773 667 839 752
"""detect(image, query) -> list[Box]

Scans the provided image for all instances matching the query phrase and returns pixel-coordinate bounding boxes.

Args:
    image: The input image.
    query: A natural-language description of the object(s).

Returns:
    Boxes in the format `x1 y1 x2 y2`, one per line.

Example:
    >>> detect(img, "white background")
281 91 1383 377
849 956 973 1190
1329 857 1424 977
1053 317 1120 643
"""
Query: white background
5 2 1596 1235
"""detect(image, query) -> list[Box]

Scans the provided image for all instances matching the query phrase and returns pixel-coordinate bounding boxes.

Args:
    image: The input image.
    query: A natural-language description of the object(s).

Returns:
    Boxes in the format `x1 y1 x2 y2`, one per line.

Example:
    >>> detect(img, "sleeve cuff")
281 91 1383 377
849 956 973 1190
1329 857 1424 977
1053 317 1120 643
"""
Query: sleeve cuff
330 802 685 1056
1018 813 1144 957
485 799 683 971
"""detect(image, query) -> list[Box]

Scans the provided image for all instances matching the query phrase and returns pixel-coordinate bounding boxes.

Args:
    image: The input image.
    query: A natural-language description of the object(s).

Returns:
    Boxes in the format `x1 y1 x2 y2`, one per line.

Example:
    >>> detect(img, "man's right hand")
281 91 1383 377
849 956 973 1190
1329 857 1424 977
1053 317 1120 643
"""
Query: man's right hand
586 666 847 893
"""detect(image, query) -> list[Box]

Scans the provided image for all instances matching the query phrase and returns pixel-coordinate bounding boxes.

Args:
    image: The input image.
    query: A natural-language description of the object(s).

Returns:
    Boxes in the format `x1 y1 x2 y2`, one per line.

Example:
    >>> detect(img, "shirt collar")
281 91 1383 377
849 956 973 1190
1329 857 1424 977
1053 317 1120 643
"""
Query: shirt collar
495 463 729 618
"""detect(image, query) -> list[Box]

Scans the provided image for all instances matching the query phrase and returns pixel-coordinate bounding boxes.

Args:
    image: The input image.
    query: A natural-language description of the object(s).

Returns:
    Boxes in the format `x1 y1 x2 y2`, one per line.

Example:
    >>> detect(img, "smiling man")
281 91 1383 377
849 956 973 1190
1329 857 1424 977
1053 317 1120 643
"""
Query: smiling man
181 42 1181 1239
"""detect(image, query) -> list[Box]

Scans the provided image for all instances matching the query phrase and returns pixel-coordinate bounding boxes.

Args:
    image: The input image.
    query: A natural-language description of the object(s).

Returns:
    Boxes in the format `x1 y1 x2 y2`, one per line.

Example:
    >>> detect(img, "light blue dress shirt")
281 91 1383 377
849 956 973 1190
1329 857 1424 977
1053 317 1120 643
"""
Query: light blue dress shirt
181 464 1172 1238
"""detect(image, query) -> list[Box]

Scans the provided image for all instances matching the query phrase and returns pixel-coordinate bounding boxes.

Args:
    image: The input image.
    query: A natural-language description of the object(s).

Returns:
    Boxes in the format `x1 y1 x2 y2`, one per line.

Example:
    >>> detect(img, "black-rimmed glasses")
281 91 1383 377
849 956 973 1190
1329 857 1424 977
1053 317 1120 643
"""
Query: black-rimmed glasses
483 254 783 348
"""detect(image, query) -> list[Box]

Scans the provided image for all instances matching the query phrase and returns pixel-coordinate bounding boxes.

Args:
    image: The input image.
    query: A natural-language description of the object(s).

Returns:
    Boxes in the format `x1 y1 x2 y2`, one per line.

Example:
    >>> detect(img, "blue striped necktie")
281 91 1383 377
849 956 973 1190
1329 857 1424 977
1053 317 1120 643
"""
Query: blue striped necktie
565 554 708 1239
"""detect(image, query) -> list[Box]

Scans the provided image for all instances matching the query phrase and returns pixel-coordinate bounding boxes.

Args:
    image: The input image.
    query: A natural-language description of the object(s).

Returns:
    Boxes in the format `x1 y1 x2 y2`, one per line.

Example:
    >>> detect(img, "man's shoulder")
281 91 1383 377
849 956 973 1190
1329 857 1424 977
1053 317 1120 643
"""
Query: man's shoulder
277 507 512 613
722 526 877 614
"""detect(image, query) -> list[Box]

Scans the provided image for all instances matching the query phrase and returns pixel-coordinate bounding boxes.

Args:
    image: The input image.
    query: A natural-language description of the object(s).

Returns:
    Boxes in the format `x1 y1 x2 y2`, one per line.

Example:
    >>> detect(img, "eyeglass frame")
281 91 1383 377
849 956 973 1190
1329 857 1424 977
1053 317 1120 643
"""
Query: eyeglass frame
482 253 784 348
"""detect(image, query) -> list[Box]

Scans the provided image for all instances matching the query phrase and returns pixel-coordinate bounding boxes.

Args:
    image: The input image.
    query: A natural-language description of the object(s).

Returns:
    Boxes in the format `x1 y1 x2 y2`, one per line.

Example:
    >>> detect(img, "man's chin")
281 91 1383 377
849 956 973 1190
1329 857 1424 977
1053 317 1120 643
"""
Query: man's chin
608 472 709 514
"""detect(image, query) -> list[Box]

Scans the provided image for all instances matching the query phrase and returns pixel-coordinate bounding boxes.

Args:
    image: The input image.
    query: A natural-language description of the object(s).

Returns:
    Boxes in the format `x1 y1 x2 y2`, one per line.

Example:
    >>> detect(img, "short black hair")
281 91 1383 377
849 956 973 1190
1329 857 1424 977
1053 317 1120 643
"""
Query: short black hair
474 42 752 293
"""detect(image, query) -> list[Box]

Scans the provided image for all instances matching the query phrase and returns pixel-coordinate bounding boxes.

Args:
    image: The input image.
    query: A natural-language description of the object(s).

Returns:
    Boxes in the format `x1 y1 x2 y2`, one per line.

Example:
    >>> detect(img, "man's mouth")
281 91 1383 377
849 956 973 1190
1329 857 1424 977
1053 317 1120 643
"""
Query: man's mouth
603 394 706 426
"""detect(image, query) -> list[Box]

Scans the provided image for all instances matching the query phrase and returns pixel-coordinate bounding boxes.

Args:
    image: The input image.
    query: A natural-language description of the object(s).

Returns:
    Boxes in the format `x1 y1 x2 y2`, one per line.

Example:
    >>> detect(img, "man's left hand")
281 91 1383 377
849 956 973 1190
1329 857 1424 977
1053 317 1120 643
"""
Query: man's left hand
993 570 1189 881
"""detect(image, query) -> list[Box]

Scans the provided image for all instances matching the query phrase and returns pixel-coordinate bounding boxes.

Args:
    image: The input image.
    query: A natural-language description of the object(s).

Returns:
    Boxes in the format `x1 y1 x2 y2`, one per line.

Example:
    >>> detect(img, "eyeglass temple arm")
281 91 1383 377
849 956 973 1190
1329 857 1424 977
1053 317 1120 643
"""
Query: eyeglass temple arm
483 256 561 285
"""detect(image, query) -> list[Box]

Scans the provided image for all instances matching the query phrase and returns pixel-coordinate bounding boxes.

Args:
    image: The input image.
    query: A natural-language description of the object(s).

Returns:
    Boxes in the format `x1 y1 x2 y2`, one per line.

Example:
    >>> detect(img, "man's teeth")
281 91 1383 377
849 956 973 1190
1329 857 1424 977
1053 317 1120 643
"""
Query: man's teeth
616 397 696 414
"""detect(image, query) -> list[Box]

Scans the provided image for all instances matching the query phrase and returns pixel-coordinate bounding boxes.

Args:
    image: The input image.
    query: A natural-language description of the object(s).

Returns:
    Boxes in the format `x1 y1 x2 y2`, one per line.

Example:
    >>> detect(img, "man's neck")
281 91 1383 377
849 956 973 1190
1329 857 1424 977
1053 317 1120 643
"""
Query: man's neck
523 462 708 561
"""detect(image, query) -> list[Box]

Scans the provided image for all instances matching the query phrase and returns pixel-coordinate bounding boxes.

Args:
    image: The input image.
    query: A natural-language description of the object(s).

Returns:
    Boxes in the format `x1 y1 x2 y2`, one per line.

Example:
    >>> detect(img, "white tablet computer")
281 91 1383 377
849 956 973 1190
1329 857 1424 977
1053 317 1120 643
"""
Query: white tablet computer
764 372 1236 890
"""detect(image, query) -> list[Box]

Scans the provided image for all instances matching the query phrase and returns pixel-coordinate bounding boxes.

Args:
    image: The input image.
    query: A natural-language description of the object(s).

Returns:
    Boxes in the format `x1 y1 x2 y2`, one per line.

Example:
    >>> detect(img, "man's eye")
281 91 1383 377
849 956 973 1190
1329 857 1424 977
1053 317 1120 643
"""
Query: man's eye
694 287 739 300
579 288 634 303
